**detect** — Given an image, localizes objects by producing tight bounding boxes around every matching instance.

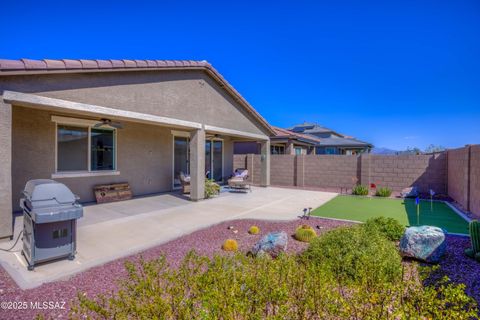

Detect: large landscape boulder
[399,226,447,263]
[250,231,288,258]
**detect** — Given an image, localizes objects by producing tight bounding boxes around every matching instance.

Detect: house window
[57,125,89,171]
[325,147,336,155]
[270,145,285,155]
[57,124,116,172]
[91,128,116,171]
[295,147,303,155]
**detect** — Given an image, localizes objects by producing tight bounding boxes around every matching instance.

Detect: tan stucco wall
[11,106,237,211]
[0,70,270,137]
[12,106,176,211]
[0,101,12,238]
[0,69,267,237]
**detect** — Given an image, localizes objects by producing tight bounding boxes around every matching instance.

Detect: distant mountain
[371,147,399,155]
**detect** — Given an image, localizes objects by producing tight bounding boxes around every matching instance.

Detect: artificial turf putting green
[312,195,469,235]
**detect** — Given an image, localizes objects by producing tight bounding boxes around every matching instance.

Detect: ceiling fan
[93,118,123,129]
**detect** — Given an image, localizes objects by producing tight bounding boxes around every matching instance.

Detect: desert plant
[294,224,317,242]
[363,216,405,241]
[222,239,238,251]
[248,225,260,235]
[72,251,478,320]
[204,179,220,198]
[375,187,392,197]
[303,225,402,285]
[352,184,369,196]
[465,220,480,262]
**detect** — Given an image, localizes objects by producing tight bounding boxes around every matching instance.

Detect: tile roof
[0,59,212,72]
[272,126,322,144]
[0,59,275,136]
[287,122,343,136]
[273,125,372,148]
[315,136,372,147]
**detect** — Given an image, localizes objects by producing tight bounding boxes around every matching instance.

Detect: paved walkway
[0,187,337,289]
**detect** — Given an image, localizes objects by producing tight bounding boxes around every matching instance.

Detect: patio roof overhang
[3,90,201,130]
[2,90,270,141]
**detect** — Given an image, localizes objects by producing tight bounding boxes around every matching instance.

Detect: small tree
[424,144,446,153]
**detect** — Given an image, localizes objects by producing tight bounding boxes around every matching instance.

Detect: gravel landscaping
[424,235,480,304]
[0,217,478,319]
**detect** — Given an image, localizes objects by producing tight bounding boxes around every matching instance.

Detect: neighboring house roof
[287,122,345,137]
[0,59,275,136]
[286,122,372,148]
[314,135,372,148]
[271,126,321,145]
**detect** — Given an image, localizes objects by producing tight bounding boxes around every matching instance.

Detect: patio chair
[228,169,251,192]
[179,172,191,194]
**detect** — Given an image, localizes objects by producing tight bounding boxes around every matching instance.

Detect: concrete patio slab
[0,187,337,289]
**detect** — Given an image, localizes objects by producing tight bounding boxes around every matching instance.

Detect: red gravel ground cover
[0,218,349,319]
[424,235,480,305]
[0,217,478,319]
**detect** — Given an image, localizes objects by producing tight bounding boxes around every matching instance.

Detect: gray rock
[250,232,288,258]
[399,226,447,263]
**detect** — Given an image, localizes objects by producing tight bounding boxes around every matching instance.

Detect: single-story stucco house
[0,59,275,240]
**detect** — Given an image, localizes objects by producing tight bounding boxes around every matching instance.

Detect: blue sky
[1,0,479,150]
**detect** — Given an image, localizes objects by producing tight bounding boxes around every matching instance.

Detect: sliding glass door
[205,140,223,181]
[173,137,189,188]
[212,140,223,181]
[173,136,223,188]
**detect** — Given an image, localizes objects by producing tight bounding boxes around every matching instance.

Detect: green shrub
[248,225,260,235]
[363,216,405,241]
[303,225,402,285]
[72,251,478,319]
[204,179,220,198]
[294,225,317,242]
[375,187,392,197]
[352,184,369,196]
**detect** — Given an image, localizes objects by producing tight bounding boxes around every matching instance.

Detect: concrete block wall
[470,146,480,217]
[234,153,447,193]
[233,154,247,172]
[251,155,262,185]
[303,155,358,189]
[446,145,480,217]
[447,147,470,209]
[368,154,447,194]
[233,146,480,218]
[270,155,295,186]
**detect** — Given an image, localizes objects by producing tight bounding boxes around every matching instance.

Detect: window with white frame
[56,123,116,172]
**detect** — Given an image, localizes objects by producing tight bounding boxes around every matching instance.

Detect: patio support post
[260,140,270,187]
[0,100,13,239]
[190,127,206,201]
[286,140,294,155]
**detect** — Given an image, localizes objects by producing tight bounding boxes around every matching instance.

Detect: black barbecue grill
[20,179,83,271]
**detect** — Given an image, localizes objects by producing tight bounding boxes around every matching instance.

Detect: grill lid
[23,179,76,205]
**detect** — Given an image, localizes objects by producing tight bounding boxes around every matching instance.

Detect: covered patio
[0,59,277,242]
[0,186,337,289]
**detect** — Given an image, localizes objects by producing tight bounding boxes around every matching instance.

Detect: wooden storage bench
[94,183,133,203]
